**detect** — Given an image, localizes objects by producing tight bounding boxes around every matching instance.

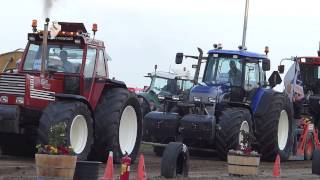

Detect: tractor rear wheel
[255,93,294,161]
[215,108,252,160]
[38,101,94,160]
[90,88,142,163]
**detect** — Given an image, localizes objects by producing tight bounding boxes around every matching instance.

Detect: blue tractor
[143,46,294,161]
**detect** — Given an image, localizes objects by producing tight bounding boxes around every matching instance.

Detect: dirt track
[0,145,319,180]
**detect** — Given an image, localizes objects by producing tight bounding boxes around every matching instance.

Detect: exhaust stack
[40,18,50,78]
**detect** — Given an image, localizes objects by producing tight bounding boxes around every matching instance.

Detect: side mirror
[175,53,183,64]
[278,65,285,74]
[268,71,282,88]
[262,59,270,71]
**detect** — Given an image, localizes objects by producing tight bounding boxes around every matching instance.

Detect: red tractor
[278,48,320,160]
[0,19,142,162]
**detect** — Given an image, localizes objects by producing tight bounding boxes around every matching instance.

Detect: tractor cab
[176,46,271,106]
[138,67,193,115]
[0,19,110,110]
[199,49,270,102]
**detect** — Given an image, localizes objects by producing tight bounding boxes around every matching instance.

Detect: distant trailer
[0,49,24,73]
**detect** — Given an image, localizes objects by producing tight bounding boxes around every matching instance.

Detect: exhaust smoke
[43,0,57,18]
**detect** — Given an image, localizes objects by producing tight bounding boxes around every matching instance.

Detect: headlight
[158,94,165,101]
[208,97,216,103]
[0,96,8,103]
[193,96,201,102]
[16,97,24,104]
[172,95,180,101]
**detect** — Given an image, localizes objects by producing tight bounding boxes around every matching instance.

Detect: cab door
[88,48,108,109]
[83,47,97,99]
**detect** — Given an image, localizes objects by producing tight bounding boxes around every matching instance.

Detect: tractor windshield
[203,55,243,86]
[23,43,84,73]
[150,76,192,95]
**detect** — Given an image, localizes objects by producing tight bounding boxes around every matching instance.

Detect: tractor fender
[228,102,253,114]
[55,93,94,117]
[251,88,277,117]
[104,79,127,89]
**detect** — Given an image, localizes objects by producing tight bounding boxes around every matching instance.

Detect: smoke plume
[43,0,57,18]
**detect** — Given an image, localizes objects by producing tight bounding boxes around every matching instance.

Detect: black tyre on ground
[90,88,143,163]
[161,142,189,178]
[153,146,164,157]
[38,101,94,160]
[255,93,295,161]
[215,108,252,160]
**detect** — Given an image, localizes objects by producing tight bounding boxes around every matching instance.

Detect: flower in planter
[228,129,260,157]
[36,122,75,156]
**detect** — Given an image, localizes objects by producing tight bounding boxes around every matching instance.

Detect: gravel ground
[0,145,319,180]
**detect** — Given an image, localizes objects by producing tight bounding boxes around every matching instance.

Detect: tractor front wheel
[38,101,94,160]
[215,108,253,160]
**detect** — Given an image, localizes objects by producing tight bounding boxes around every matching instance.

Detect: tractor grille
[0,74,25,95]
[30,76,55,101]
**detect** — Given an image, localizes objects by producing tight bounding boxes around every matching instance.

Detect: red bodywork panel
[298,57,320,65]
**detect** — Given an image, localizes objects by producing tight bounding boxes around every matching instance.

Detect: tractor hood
[189,83,229,104]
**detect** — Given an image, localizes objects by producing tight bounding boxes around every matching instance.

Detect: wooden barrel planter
[227,152,260,176]
[35,154,77,180]
[73,161,102,180]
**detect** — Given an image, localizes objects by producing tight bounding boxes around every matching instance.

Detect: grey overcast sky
[1,0,320,88]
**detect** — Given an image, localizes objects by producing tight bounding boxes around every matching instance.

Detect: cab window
[96,50,107,77]
[244,63,260,91]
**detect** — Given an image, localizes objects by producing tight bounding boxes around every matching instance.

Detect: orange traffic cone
[103,151,114,180]
[136,154,147,180]
[273,154,281,177]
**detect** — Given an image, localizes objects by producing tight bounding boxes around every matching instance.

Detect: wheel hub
[278,110,289,151]
[70,115,88,154]
[119,106,138,155]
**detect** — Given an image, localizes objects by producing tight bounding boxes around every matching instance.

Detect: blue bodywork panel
[250,88,265,113]
[191,83,229,94]
[250,88,274,113]
[207,49,268,60]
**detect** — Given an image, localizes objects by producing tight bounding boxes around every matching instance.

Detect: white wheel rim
[239,121,250,147]
[278,110,289,150]
[70,115,88,154]
[119,106,138,155]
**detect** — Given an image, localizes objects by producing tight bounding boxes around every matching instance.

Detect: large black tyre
[215,108,252,160]
[153,146,165,157]
[90,88,143,163]
[255,93,294,161]
[161,142,189,178]
[38,101,94,160]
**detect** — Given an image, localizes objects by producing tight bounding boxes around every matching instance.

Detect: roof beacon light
[265,46,269,55]
[92,23,98,37]
[32,19,37,32]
